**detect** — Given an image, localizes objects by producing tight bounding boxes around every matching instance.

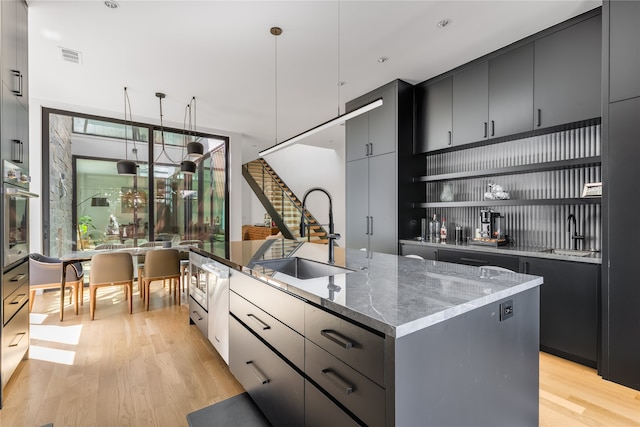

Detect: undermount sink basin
[539,248,594,257]
[252,257,354,279]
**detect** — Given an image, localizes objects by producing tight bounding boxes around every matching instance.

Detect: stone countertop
[193,240,543,339]
[399,239,602,264]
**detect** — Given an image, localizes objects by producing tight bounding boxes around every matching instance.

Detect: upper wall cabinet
[609,1,640,102]
[488,43,534,139]
[346,83,397,162]
[534,15,602,128]
[414,77,452,153]
[452,62,489,146]
[2,0,28,105]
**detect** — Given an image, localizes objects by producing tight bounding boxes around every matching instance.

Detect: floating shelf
[414,198,601,208]
[413,156,601,183]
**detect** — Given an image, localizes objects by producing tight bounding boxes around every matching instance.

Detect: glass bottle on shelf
[440,217,447,242]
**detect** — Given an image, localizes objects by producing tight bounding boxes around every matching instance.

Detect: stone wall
[48,114,74,257]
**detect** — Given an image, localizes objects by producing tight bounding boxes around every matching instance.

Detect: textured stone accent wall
[48,114,74,257]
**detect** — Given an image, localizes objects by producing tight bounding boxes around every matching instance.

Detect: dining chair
[135,241,165,297]
[140,249,181,311]
[88,252,134,320]
[29,253,84,315]
[177,240,203,291]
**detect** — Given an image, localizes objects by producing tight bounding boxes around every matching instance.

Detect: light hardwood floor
[1,286,639,426]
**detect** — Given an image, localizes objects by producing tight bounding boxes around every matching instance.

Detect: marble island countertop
[195,240,543,338]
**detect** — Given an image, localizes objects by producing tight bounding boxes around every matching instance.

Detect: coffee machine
[480,209,504,240]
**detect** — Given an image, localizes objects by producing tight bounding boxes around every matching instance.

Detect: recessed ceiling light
[104,0,119,9]
[437,18,452,28]
[377,57,389,63]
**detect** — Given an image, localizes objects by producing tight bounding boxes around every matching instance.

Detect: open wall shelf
[414,197,601,208]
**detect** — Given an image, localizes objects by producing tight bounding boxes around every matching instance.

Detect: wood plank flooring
[0,286,638,426]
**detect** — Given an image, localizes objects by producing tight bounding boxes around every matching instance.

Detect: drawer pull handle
[247,313,271,330]
[9,332,26,347]
[321,329,353,349]
[192,310,203,321]
[10,293,27,305]
[460,257,488,265]
[10,273,25,282]
[246,361,270,385]
[321,369,353,395]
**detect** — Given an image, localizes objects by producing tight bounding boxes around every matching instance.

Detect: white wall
[29,99,244,254]
[262,143,346,238]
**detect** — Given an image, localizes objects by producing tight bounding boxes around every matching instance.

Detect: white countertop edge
[394,276,543,338]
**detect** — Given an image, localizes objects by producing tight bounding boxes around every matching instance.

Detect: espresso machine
[480,209,505,240]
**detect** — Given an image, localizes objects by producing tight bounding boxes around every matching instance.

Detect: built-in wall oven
[189,251,230,364]
[3,161,37,269]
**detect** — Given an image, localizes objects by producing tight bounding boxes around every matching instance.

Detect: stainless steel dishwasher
[188,252,230,364]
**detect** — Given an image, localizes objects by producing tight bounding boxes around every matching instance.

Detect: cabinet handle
[460,257,489,265]
[191,310,203,321]
[321,369,354,395]
[12,140,21,164]
[20,141,24,163]
[321,329,353,349]
[10,70,21,96]
[369,143,373,156]
[365,144,369,157]
[246,361,270,385]
[10,273,25,282]
[491,120,495,137]
[247,313,271,330]
[9,332,26,348]
[522,261,529,274]
[483,122,488,138]
[448,131,452,145]
[370,217,374,236]
[10,293,27,306]
[365,216,369,235]
[537,109,542,127]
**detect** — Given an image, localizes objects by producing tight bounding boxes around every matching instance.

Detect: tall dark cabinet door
[345,105,369,162]
[453,61,489,145]
[607,97,640,389]
[368,84,396,158]
[415,77,452,153]
[489,43,534,138]
[534,15,602,128]
[345,158,369,251]
[368,153,397,254]
[609,0,640,102]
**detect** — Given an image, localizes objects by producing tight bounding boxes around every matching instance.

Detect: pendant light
[186,96,204,158]
[258,9,383,157]
[117,87,138,175]
[153,92,196,175]
[179,98,197,175]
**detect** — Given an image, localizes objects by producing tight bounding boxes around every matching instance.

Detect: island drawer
[305,304,385,387]
[2,303,28,389]
[306,340,385,427]
[3,260,28,301]
[305,379,361,427]
[229,316,304,427]
[230,290,304,369]
[231,271,304,334]
[3,281,28,325]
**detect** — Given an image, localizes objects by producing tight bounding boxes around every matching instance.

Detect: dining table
[58,245,191,321]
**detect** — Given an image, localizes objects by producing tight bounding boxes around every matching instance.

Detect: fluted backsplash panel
[422,124,601,251]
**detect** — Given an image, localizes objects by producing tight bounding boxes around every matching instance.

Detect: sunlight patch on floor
[30,324,83,345]
[29,345,76,365]
[29,312,48,325]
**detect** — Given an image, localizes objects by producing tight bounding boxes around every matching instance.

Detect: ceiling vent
[60,47,82,64]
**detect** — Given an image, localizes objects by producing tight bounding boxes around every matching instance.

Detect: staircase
[243,158,329,243]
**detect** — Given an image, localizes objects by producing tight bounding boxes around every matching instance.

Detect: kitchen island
[194,239,543,427]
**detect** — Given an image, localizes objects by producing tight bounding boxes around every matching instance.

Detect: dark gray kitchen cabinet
[438,249,520,272]
[414,77,452,153]
[399,242,438,260]
[488,43,534,138]
[534,14,602,128]
[345,83,396,162]
[609,0,640,102]
[452,61,489,145]
[604,96,640,388]
[521,257,599,367]
[346,153,397,254]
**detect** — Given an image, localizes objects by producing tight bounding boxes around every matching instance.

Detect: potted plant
[77,215,96,249]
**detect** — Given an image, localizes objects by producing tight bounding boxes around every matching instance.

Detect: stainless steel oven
[3,161,37,269]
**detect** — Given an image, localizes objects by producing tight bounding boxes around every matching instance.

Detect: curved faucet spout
[300,187,339,264]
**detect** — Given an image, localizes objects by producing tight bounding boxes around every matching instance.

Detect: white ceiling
[28,0,601,162]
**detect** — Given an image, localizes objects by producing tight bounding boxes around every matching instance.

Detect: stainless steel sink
[539,248,594,257]
[251,257,354,279]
